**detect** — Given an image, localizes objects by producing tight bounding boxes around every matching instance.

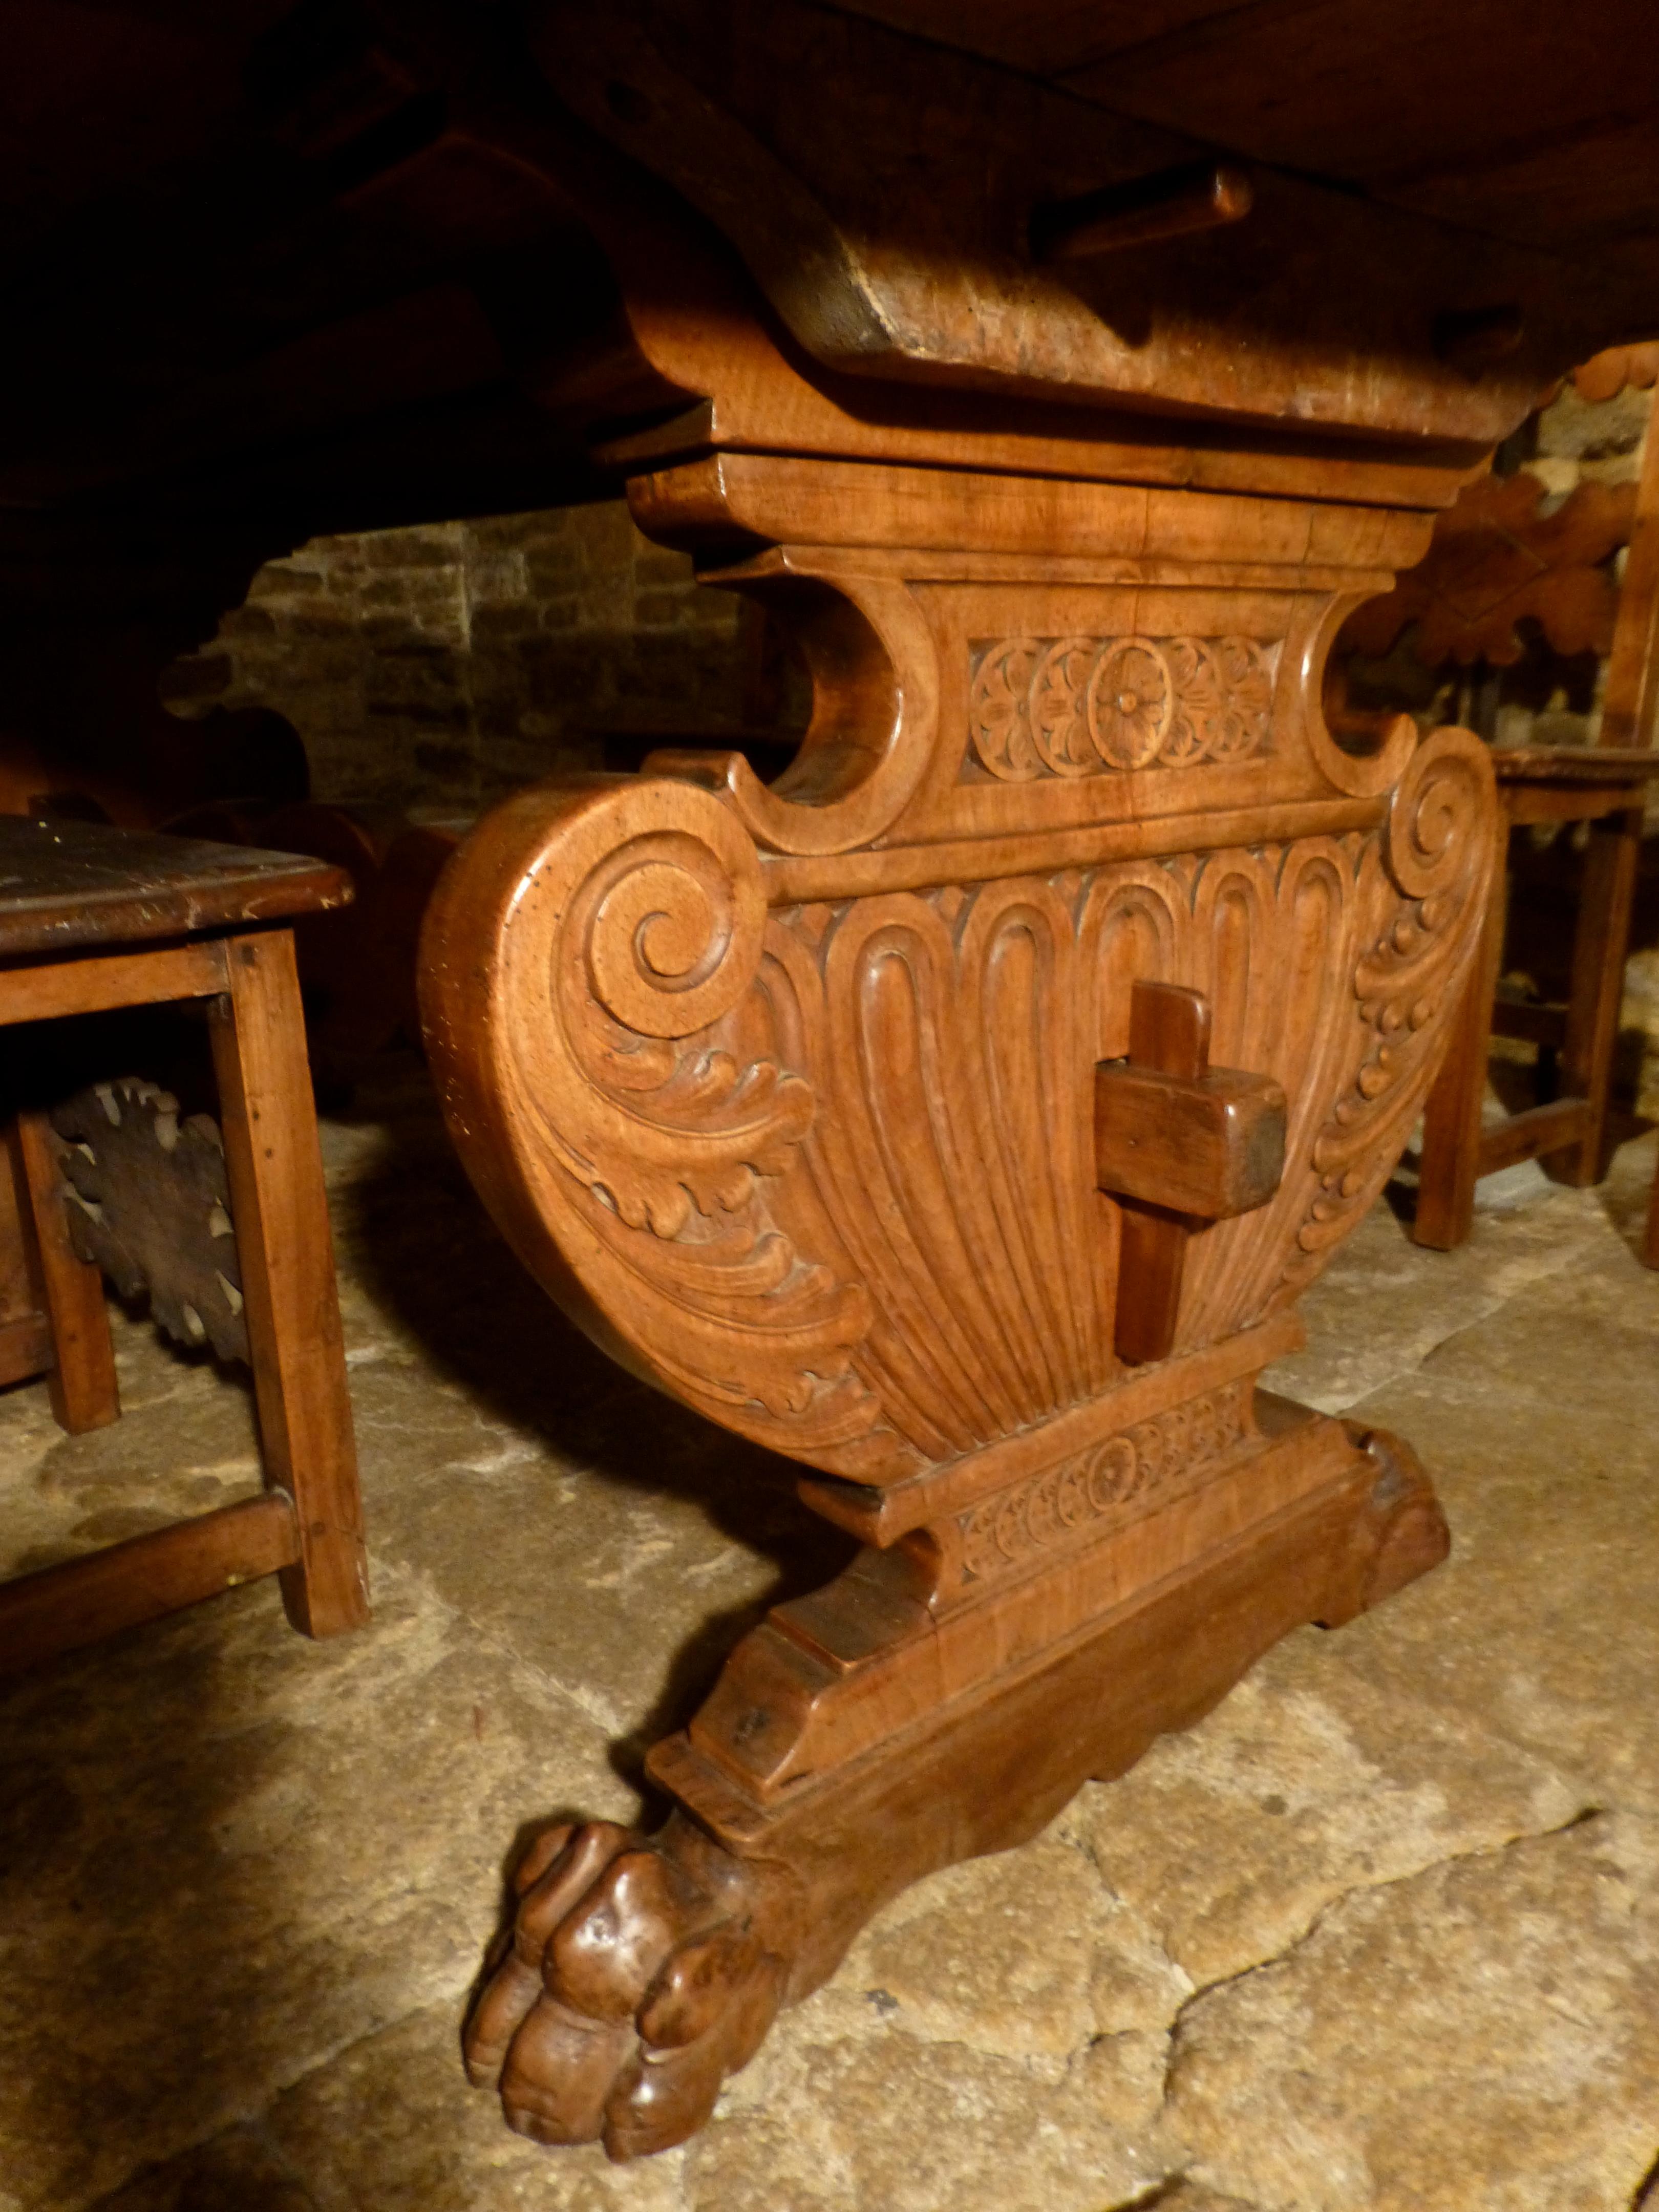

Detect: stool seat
[0,814,349,958]
[1490,746,1659,786]
[0,817,369,1673]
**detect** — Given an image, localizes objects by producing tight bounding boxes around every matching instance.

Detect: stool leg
[1413,849,1508,1250]
[4,1111,119,1433]
[208,930,369,1638]
[1544,809,1642,1187]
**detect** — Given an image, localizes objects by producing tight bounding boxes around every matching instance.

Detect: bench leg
[4,1110,120,1432]
[208,930,369,1638]
[1413,852,1508,1249]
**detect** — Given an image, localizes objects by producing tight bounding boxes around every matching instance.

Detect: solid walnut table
[0,817,369,1670]
[14,0,1659,2168]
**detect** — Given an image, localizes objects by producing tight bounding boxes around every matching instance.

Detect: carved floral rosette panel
[423,727,1496,1492]
[967,633,1277,780]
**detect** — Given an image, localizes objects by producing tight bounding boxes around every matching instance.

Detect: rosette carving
[967,636,1044,778]
[1031,636,1101,774]
[967,632,1275,780]
[958,1378,1251,1584]
[1089,639,1173,768]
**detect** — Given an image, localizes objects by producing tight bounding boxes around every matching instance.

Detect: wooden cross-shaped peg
[1096,980,1288,1366]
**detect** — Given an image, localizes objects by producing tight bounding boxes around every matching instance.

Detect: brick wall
[162,502,756,814]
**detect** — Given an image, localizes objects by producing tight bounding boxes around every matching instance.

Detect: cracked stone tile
[825,1828,1191,2060]
[5,1074,1656,2211]
[1162,1814,1659,2211]
[87,2124,319,2212]
[0,1307,261,1580]
[683,2027,1172,2212]
[0,1565,627,2212]
[343,1354,848,1741]
[1140,2187,1270,2212]
[1261,1134,1655,1415]
[260,2001,688,2212]
[1071,1630,1587,1992]
[1309,1307,1659,1818]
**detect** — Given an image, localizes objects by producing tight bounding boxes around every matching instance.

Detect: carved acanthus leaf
[1280,728,1499,1283]
[433,777,882,1459]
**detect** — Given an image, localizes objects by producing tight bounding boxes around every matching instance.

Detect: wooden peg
[1097,981,1287,1366]
[1032,161,1252,264]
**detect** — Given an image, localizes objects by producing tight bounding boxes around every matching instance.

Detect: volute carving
[423,775,881,1462]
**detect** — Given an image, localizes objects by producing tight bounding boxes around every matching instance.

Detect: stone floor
[2,1061,1657,2212]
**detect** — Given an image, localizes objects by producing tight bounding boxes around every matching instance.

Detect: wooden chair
[0,816,369,1673]
[1339,378,1659,1250]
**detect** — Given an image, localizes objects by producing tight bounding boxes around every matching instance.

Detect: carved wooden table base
[420,452,1500,2157]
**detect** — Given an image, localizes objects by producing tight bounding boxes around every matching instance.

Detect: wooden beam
[0,1491,301,1678]
[0,940,226,1024]
[1477,1097,1590,1177]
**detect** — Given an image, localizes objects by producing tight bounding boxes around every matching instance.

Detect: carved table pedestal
[421,450,1499,2156]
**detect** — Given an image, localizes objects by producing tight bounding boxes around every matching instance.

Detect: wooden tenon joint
[1096,981,1287,1367]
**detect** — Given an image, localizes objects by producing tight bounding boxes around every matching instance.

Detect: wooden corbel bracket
[1097,980,1287,1366]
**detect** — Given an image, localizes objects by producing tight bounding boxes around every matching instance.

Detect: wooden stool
[0,816,369,1673]
[1409,382,1659,1247]
[1413,748,1659,1247]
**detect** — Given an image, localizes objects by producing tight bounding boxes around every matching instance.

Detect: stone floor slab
[0,1074,1653,2210]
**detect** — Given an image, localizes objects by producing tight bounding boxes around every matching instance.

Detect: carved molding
[967,633,1276,781]
[958,1377,1251,1584]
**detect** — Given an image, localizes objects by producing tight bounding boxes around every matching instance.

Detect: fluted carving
[430,457,1502,2167]
[426,731,1497,1487]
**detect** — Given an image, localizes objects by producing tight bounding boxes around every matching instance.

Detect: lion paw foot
[464,1817,785,2159]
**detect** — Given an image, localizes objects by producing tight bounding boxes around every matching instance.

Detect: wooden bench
[0,816,369,1672]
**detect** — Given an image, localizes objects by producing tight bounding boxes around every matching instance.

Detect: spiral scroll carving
[424,776,880,1461]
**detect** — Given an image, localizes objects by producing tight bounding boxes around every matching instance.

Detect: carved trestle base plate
[462,1394,1447,2159]
[654,1398,1451,2008]
[649,1386,1439,1887]
[674,1347,1346,1801]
